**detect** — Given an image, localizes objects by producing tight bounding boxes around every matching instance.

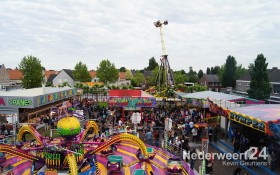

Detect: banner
[109,97,156,108]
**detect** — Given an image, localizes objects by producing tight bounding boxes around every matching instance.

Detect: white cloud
[0,0,279,72]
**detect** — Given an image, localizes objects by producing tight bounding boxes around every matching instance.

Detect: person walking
[208,126,213,142]
[145,129,153,145]
[1,124,5,135]
[191,127,198,143]
[190,149,197,170]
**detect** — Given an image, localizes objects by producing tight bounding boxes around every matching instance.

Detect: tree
[132,71,145,87]
[217,65,225,82]
[211,66,220,74]
[96,59,119,84]
[18,55,44,89]
[247,54,271,100]
[222,55,238,88]
[73,61,91,82]
[174,72,188,85]
[198,70,204,79]
[206,67,211,74]
[119,67,126,72]
[45,82,53,87]
[125,69,133,80]
[187,83,207,93]
[146,57,159,71]
[188,69,198,83]
[221,55,246,88]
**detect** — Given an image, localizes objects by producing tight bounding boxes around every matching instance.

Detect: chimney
[272,67,278,71]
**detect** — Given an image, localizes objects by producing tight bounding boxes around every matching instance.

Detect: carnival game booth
[0,87,78,129]
[108,90,156,121]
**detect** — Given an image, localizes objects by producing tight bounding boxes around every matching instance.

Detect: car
[106,155,123,172]
[166,158,183,174]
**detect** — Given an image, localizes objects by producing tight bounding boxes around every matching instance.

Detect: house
[44,70,59,83]
[118,72,126,82]
[236,67,280,103]
[89,70,99,82]
[0,64,9,84]
[199,74,223,92]
[110,72,131,87]
[7,68,23,89]
[49,69,75,87]
[0,64,10,90]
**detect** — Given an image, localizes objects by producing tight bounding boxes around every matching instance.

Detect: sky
[1,0,280,73]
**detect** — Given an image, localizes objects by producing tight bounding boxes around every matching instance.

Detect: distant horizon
[2,58,279,73]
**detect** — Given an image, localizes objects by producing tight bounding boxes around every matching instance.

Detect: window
[273,90,279,94]
[245,83,250,87]
[238,85,242,91]
[238,82,241,86]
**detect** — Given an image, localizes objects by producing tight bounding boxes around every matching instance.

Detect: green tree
[132,71,145,87]
[186,83,207,93]
[125,69,133,80]
[222,55,238,88]
[73,61,91,82]
[18,55,44,89]
[45,82,53,87]
[221,56,245,88]
[211,66,220,74]
[247,54,271,100]
[198,70,204,79]
[217,65,225,82]
[188,69,198,83]
[96,59,119,84]
[174,71,188,85]
[119,67,126,72]
[206,67,211,74]
[146,57,159,71]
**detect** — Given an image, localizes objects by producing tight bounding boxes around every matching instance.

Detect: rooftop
[230,104,280,122]
[176,91,245,101]
[0,87,73,97]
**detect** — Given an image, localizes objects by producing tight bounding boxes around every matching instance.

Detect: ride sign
[9,98,32,107]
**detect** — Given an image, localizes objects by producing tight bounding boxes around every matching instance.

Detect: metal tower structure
[154,20,175,97]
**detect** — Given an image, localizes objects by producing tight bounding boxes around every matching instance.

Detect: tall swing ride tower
[154,20,175,97]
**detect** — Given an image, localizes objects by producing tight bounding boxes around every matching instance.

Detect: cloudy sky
[1,0,279,72]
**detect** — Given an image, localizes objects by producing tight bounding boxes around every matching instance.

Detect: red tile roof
[45,70,58,79]
[89,70,96,78]
[119,72,126,79]
[8,69,23,80]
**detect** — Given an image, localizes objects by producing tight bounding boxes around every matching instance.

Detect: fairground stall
[108,90,156,121]
[208,98,280,140]
[0,87,78,127]
[176,91,265,130]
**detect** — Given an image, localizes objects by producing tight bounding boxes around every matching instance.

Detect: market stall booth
[0,87,78,127]
[108,90,156,121]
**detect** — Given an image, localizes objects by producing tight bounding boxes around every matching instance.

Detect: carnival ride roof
[0,87,74,97]
[175,91,245,101]
[230,104,280,122]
